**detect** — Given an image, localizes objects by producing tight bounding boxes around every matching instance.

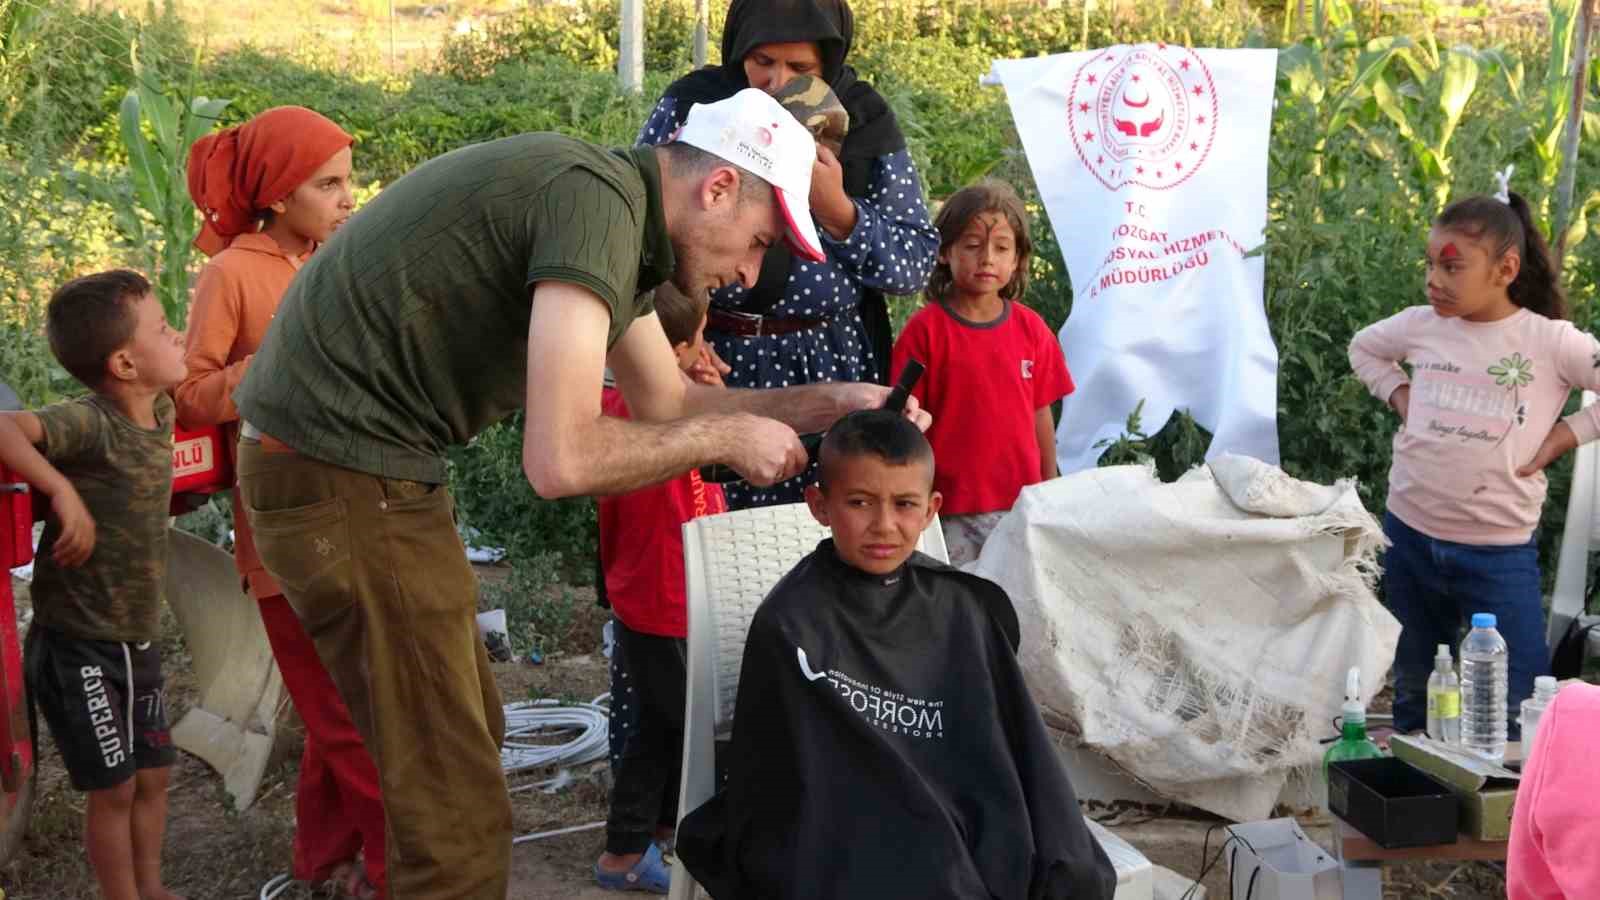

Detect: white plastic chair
[1550,391,1600,665]
[670,503,1153,900]
[669,503,946,900]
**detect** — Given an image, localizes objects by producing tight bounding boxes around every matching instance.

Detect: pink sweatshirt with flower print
[1349,306,1600,545]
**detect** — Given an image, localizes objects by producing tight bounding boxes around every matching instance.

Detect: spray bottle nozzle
[1343,666,1365,724]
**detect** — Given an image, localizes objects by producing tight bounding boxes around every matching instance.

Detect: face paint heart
[1439,242,1461,261]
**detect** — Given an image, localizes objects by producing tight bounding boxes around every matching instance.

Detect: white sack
[971,454,1398,821]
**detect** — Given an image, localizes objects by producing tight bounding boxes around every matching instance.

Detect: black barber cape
[677,540,1116,900]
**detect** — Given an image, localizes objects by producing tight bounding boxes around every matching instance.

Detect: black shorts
[23,624,175,791]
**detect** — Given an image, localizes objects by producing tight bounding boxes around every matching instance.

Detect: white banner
[989,45,1280,473]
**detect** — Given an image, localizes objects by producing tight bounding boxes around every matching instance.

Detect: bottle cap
[1435,643,1451,659]
[1535,675,1558,693]
[1471,613,1497,629]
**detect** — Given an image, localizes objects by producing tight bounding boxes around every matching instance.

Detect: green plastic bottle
[1323,666,1384,780]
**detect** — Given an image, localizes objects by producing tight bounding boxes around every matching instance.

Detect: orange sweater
[176,232,308,600]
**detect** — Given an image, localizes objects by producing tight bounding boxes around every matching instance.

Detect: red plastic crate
[172,425,230,496]
[0,464,29,572]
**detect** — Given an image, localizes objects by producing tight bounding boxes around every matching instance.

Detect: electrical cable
[258,693,614,896]
[258,873,292,900]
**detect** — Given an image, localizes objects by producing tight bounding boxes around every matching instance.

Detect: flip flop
[594,842,671,894]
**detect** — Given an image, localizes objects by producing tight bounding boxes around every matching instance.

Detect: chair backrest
[672,504,948,899]
[1551,391,1600,654]
[682,503,948,731]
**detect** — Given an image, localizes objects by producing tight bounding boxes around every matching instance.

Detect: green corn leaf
[1435,47,1480,154]
[119,90,167,220]
[1277,43,1326,104]
[185,97,232,147]
[1371,76,1417,141]
[1326,36,1412,137]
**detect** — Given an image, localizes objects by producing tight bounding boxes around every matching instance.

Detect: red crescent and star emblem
[1068,44,1218,191]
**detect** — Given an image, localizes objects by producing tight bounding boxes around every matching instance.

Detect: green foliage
[95,44,230,326]
[476,552,587,657]
[0,0,190,156]
[447,413,597,585]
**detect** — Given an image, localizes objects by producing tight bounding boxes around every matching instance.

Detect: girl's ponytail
[1505,191,1566,320]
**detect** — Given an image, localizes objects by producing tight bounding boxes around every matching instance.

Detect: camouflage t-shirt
[30,393,174,643]
[235,136,675,484]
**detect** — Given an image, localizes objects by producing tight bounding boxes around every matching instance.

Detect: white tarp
[971,455,1399,822]
[988,46,1280,474]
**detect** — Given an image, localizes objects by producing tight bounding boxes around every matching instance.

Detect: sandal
[594,842,671,894]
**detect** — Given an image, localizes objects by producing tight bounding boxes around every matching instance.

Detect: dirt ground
[3,571,1507,899]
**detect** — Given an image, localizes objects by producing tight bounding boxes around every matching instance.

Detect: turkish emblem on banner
[1068,44,1218,191]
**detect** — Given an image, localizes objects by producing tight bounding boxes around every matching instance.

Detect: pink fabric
[1349,306,1600,544]
[1507,682,1600,899]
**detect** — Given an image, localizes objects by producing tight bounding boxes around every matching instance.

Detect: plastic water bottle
[1519,676,1559,760]
[1426,643,1461,744]
[1460,613,1509,762]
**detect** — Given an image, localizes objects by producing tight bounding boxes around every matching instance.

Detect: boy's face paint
[804,454,942,576]
[1424,227,1519,323]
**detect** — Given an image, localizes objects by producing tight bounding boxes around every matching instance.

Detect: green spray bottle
[1323,666,1384,780]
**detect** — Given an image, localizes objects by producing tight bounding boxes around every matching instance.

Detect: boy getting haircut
[677,410,1116,900]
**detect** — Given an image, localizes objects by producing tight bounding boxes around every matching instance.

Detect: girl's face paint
[1424,228,1519,323]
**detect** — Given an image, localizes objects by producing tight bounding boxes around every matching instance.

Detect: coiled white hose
[260,694,613,898]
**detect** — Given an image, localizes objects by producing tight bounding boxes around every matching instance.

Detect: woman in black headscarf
[636,0,939,511]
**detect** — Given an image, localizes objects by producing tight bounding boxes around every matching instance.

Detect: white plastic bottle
[1426,643,1461,744]
[1519,676,1559,760]
[1460,613,1509,762]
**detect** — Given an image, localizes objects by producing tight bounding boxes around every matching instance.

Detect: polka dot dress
[638,96,940,507]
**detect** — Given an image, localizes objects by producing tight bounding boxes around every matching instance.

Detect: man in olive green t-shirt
[234,89,928,898]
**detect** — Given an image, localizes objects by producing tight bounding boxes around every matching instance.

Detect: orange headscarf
[186,106,354,257]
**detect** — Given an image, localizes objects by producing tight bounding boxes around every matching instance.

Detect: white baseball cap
[673,88,826,263]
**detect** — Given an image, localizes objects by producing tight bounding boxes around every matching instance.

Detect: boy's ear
[803,483,829,527]
[105,347,137,385]
[925,490,943,526]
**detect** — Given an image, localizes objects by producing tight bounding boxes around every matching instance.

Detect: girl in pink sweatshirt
[1349,189,1600,739]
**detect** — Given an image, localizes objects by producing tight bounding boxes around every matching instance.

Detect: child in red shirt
[596,284,728,893]
[891,180,1073,566]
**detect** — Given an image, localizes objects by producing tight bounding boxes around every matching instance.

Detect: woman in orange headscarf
[176,106,385,900]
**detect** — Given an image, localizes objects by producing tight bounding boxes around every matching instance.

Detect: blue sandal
[595,842,671,894]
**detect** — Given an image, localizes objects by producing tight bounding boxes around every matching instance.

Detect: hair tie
[1494,165,1515,205]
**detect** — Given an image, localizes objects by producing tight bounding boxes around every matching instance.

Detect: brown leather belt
[708,308,829,337]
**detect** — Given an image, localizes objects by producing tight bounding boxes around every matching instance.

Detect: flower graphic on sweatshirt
[1488,353,1534,388]
[1485,353,1534,441]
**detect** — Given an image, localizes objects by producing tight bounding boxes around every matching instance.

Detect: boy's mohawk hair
[817,409,934,487]
[47,269,150,389]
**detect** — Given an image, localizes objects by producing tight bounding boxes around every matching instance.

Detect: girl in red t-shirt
[891,180,1074,566]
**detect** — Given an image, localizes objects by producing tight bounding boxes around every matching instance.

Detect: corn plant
[1366,36,1494,204]
[109,41,229,327]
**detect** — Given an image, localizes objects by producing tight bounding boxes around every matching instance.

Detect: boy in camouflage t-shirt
[0,270,188,900]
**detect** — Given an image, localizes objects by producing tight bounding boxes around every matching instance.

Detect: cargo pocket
[247,496,355,635]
